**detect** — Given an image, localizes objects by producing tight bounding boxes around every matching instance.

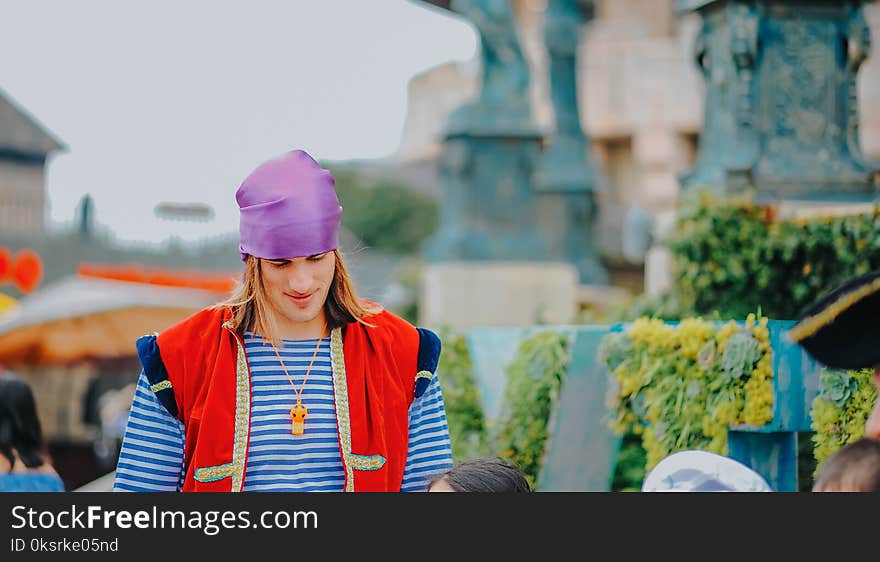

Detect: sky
[0,0,477,246]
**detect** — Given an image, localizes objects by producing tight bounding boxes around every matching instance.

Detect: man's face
[259,252,336,332]
[866,368,880,440]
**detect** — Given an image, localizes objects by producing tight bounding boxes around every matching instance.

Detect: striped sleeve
[399,375,454,492]
[112,370,186,492]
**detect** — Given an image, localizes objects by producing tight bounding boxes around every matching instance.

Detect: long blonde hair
[214,250,379,346]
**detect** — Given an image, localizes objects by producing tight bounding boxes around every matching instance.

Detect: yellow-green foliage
[599,314,774,471]
[810,368,878,470]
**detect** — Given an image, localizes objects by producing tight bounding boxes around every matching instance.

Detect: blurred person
[641,450,773,492]
[789,269,880,441]
[428,457,531,492]
[0,370,65,492]
[113,150,453,492]
[93,383,136,470]
[812,438,880,492]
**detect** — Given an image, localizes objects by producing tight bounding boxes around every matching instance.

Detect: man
[113,150,453,491]
[788,269,880,441]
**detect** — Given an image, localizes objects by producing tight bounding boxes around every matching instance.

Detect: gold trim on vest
[415,370,434,382]
[150,380,172,393]
[329,327,354,492]
[230,331,251,492]
[350,454,386,471]
[194,462,234,483]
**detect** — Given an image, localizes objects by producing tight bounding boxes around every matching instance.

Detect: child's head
[812,438,880,492]
[428,457,532,492]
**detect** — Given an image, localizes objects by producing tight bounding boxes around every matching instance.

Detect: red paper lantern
[12,250,43,294]
[0,247,10,282]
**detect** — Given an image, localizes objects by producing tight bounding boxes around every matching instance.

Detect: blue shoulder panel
[135,334,178,418]
[414,328,442,399]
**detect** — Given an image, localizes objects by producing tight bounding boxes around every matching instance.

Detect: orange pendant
[290,403,308,435]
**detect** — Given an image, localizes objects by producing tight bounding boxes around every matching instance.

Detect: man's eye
[268,260,290,267]
[308,253,327,261]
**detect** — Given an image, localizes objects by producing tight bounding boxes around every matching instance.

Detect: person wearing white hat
[641,450,773,492]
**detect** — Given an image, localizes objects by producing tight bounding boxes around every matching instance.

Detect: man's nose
[286,266,312,293]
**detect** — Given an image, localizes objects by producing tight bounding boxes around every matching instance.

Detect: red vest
[154,306,418,492]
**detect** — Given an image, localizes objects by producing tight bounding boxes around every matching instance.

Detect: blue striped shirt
[113,333,453,492]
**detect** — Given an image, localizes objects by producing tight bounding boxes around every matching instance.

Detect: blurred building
[0,88,65,236]
[395,0,880,291]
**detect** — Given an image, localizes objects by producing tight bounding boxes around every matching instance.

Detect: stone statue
[418,0,532,131]
[535,0,608,284]
[542,0,592,140]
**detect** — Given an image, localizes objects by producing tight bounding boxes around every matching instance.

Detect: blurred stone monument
[420,0,546,262]
[414,0,620,327]
[645,0,880,297]
[535,0,608,285]
[416,0,578,328]
[678,0,880,200]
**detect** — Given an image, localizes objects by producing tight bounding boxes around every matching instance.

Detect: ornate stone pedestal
[678,0,879,201]
[419,261,578,329]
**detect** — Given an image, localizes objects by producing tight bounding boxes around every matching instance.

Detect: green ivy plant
[493,331,571,490]
[435,326,488,462]
[669,190,880,319]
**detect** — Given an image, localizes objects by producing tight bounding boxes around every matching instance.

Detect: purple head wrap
[236,150,342,261]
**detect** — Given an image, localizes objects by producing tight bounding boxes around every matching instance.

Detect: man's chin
[283,306,324,325]
[284,313,315,325]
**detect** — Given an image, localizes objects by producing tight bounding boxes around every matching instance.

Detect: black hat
[789,270,880,371]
